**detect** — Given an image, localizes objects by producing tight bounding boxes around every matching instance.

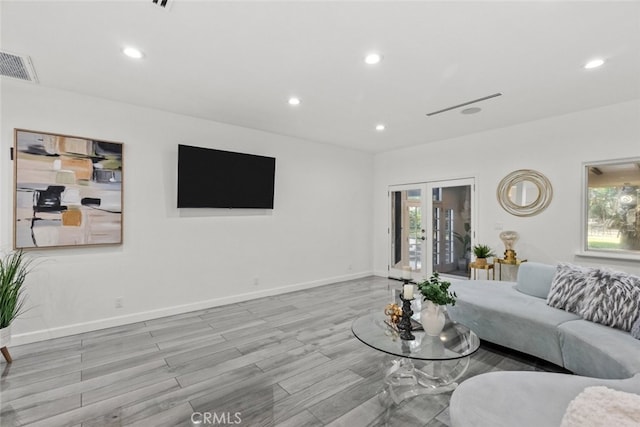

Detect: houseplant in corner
[473,244,495,267]
[417,272,456,336]
[0,249,33,363]
[453,222,472,272]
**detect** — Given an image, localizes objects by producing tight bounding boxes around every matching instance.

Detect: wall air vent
[0,51,38,83]
[152,0,172,9]
[426,93,502,117]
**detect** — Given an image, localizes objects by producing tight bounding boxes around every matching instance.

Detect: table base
[380,357,470,405]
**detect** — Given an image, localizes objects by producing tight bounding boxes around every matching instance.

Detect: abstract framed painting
[13,129,123,249]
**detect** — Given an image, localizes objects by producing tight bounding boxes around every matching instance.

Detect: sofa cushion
[449,279,580,366]
[558,319,640,379]
[515,262,557,299]
[547,263,592,314]
[579,268,640,332]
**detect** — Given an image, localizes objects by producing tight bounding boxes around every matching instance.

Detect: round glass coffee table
[352,312,480,405]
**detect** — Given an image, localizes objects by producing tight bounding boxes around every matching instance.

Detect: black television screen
[177,144,276,209]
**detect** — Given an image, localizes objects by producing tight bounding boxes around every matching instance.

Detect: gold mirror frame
[497,169,553,217]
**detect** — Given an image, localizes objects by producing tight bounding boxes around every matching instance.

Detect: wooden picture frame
[13,129,123,249]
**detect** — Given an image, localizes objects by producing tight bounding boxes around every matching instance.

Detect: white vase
[0,325,11,348]
[420,301,446,336]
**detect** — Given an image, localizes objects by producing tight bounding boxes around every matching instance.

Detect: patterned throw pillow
[547,264,591,313]
[579,268,640,332]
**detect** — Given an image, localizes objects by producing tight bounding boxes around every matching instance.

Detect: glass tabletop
[352,312,480,361]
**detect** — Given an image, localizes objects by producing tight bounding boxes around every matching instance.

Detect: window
[583,158,640,258]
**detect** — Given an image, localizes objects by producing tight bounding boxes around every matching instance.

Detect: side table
[494,258,527,281]
[469,262,494,280]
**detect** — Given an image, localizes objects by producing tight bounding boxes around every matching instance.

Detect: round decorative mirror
[497,169,553,217]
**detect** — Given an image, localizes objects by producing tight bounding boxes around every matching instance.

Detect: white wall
[0,80,374,344]
[374,100,640,278]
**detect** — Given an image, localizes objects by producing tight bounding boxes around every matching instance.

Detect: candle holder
[397,293,415,341]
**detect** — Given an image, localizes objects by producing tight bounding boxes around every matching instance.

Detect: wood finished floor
[0,276,565,427]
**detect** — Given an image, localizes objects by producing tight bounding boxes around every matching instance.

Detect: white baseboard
[11,271,373,346]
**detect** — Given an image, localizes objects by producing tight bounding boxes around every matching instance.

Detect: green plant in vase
[473,244,495,266]
[417,272,457,306]
[417,272,457,336]
[453,222,471,271]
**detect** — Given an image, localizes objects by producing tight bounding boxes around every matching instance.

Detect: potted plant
[453,223,471,271]
[473,244,495,267]
[417,272,457,336]
[0,249,33,363]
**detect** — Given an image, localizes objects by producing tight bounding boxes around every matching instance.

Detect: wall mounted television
[177,144,276,209]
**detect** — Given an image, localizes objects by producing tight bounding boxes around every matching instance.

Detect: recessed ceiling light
[288,97,301,106]
[364,53,382,65]
[461,107,482,115]
[375,124,386,131]
[123,46,144,59]
[584,58,605,69]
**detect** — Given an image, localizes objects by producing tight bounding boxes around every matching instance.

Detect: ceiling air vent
[426,93,502,117]
[0,51,38,83]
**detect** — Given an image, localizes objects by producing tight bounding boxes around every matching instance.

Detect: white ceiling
[2,1,639,153]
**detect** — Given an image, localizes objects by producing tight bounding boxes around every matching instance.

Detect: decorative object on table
[421,300,446,336]
[389,290,424,331]
[494,233,527,280]
[472,244,495,267]
[402,281,414,299]
[499,230,520,263]
[496,169,553,217]
[397,294,415,341]
[13,129,123,249]
[384,303,403,325]
[417,272,457,336]
[0,249,33,363]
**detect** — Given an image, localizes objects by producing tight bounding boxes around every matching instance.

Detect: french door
[389,178,475,280]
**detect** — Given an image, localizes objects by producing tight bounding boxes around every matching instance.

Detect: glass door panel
[428,179,474,278]
[389,185,427,279]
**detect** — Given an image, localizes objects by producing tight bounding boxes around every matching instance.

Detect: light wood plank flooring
[0,276,565,426]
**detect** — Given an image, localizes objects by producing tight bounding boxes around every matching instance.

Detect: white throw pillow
[561,386,640,427]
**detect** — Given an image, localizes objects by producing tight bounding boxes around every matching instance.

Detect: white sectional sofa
[447,262,640,427]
